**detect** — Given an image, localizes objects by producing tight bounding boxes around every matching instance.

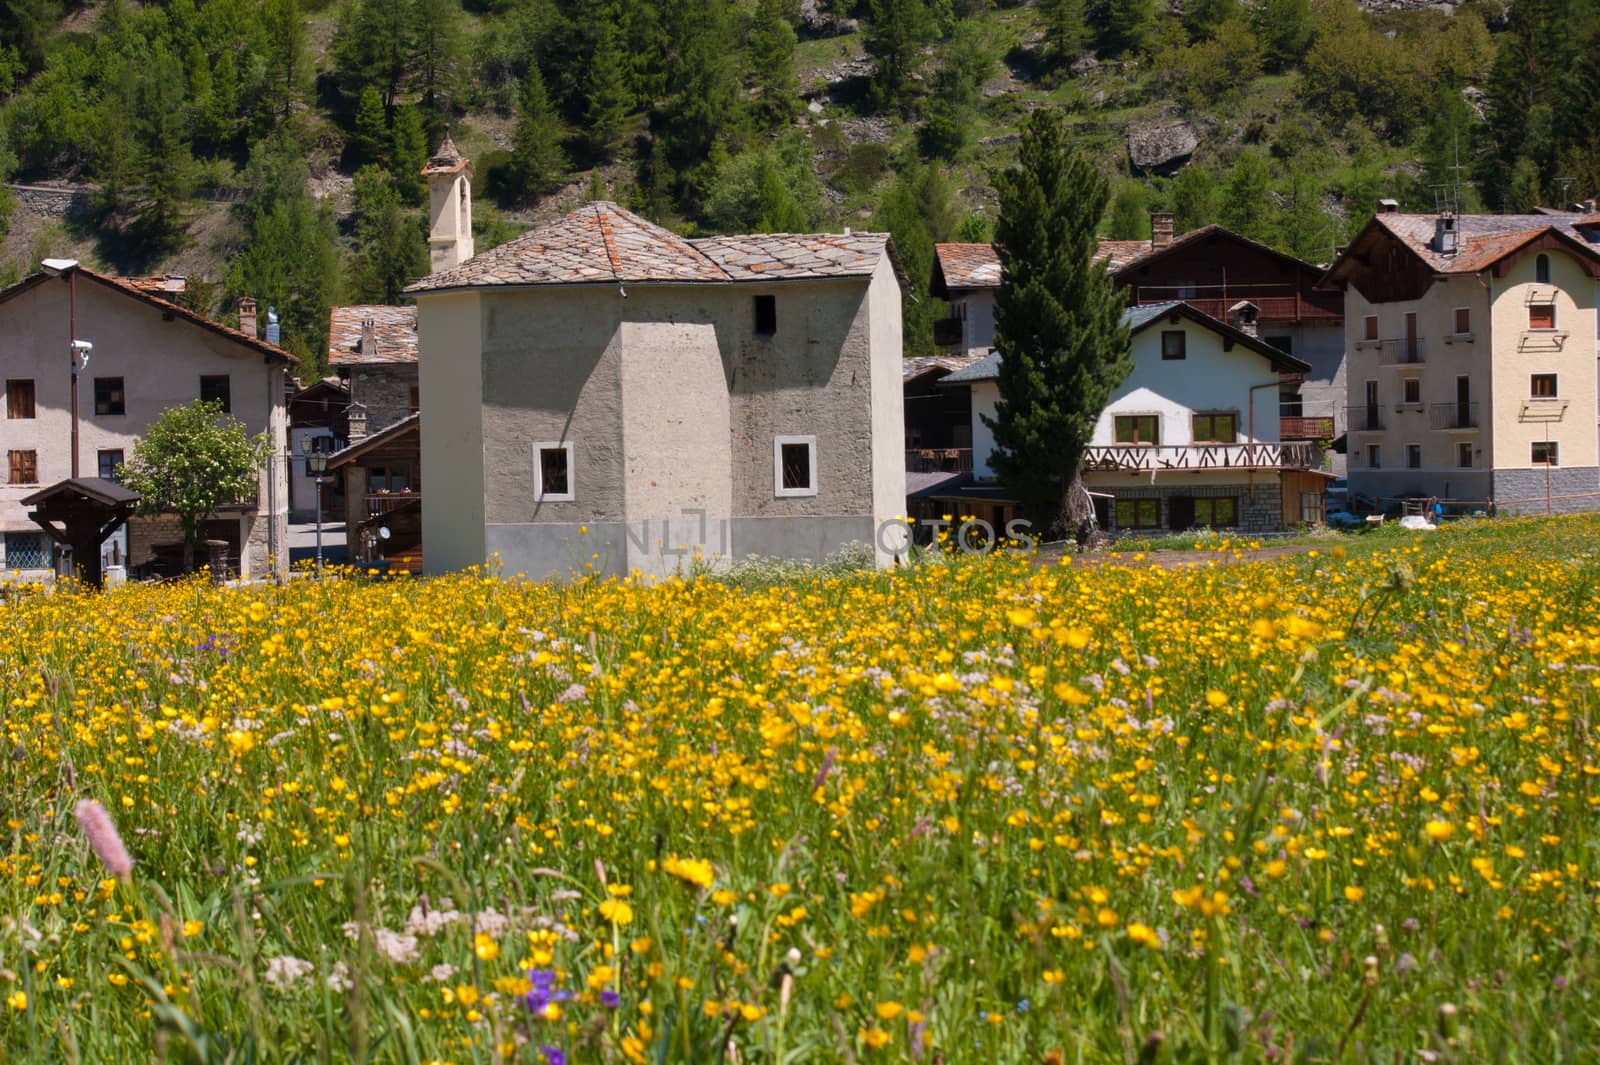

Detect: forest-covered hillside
[1,0,1596,371]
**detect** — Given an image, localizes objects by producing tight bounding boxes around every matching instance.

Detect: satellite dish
[378,527,392,540]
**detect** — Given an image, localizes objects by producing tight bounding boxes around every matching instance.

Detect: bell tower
[424,134,475,274]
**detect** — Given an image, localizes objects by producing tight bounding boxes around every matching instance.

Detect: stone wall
[349,364,418,434]
[1492,467,1600,515]
[1109,480,1285,534]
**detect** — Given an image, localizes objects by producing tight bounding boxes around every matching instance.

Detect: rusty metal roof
[328,304,419,365]
[405,202,892,294]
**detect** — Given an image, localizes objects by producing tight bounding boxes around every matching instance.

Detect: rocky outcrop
[798,0,859,38]
[1127,121,1199,174]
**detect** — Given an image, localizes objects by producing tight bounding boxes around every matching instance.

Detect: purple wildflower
[523,969,570,1017]
[600,990,621,1009]
[540,1046,566,1065]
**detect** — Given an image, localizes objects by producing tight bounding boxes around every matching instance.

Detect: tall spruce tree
[985,109,1131,539]
[747,0,800,132]
[1039,0,1087,66]
[512,62,568,196]
[583,13,632,162]
[389,103,429,204]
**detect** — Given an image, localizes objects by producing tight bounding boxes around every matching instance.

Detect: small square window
[1402,378,1421,404]
[754,295,777,336]
[1161,331,1186,359]
[1363,315,1379,341]
[532,441,574,502]
[200,374,231,413]
[1454,308,1470,335]
[98,449,124,482]
[1531,440,1559,466]
[94,377,125,416]
[1531,373,1558,398]
[774,435,817,498]
[1114,415,1159,445]
[1405,443,1422,469]
[1529,303,1556,330]
[1457,442,1473,468]
[1191,412,1237,443]
[6,379,35,419]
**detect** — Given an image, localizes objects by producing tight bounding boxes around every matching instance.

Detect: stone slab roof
[328,305,420,365]
[406,202,892,293]
[903,353,986,380]
[933,238,1156,295]
[1371,213,1600,273]
[694,233,891,279]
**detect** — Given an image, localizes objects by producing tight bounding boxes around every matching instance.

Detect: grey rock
[1071,53,1100,76]
[1128,121,1199,174]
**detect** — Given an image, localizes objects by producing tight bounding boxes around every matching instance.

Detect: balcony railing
[907,448,973,474]
[932,318,964,347]
[1081,442,1321,473]
[365,492,420,517]
[1365,337,1425,365]
[1429,402,1480,430]
[1280,415,1335,440]
[1346,405,1385,432]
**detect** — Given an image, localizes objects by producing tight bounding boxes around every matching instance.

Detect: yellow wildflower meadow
[3,515,1600,1062]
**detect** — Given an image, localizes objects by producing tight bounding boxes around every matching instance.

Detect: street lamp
[300,437,328,575]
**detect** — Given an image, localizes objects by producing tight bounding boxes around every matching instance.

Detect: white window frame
[1401,377,1422,406]
[532,441,575,502]
[773,435,818,498]
[1452,307,1472,336]
[1529,372,1559,400]
[1528,301,1558,331]
[1531,440,1559,467]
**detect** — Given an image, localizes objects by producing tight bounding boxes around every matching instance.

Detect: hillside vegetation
[1,0,1596,371]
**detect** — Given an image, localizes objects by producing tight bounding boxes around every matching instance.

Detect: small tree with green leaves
[985,109,1132,542]
[120,400,272,573]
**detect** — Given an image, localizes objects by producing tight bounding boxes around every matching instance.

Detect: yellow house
[1322,207,1600,514]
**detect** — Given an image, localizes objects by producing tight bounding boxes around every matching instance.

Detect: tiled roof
[328,305,420,365]
[406,202,892,293]
[422,134,469,176]
[1372,213,1600,273]
[933,243,1003,290]
[903,353,987,380]
[122,274,188,296]
[694,233,890,279]
[0,268,297,365]
[940,352,1002,383]
[1095,239,1156,268]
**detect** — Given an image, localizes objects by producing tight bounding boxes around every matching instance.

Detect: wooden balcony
[1082,442,1322,473]
[365,491,419,517]
[907,448,973,474]
[1280,415,1335,440]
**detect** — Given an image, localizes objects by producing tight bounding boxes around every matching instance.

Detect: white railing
[1083,442,1320,472]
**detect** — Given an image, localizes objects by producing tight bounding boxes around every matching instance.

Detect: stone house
[405,200,906,579]
[924,302,1324,534]
[1322,207,1600,514]
[326,304,420,551]
[0,265,292,577]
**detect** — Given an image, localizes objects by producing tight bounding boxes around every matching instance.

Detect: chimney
[1433,212,1458,255]
[360,318,379,356]
[238,297,257,338]
[1229,300,1259,338]
[1150,212,1174,248]
[347,401,369,443]
[1377,198,1400,215]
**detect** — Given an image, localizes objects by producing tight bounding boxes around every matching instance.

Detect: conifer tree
[1170,164,1216,232]
[513,62,568,197]
[353,85,389,165]
[412,0,463,128]
[874,160,960,354]
[748,0,800,132]
[1252,0,1311,71]
[986,109,1131,540]
[1039,0,1087,66]
[1106,182,1148,240]
[583,13,632,162]
[389,103,429,205]
[348,165,429,303]
[1101,0,1158,57]
[1219,152,1275,245]
[865,0,934,109]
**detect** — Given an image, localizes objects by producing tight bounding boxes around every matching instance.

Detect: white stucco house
[404,201,906,579]
[0,266,293,577]
[927,302,1328,533]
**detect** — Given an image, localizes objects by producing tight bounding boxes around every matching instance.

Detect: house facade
[0,266,292,577]
[932,302,1324,533]
[929,216,1347,474]
[327,304,420,550]
[407,202,905,579]
[1323,209,1600,513]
